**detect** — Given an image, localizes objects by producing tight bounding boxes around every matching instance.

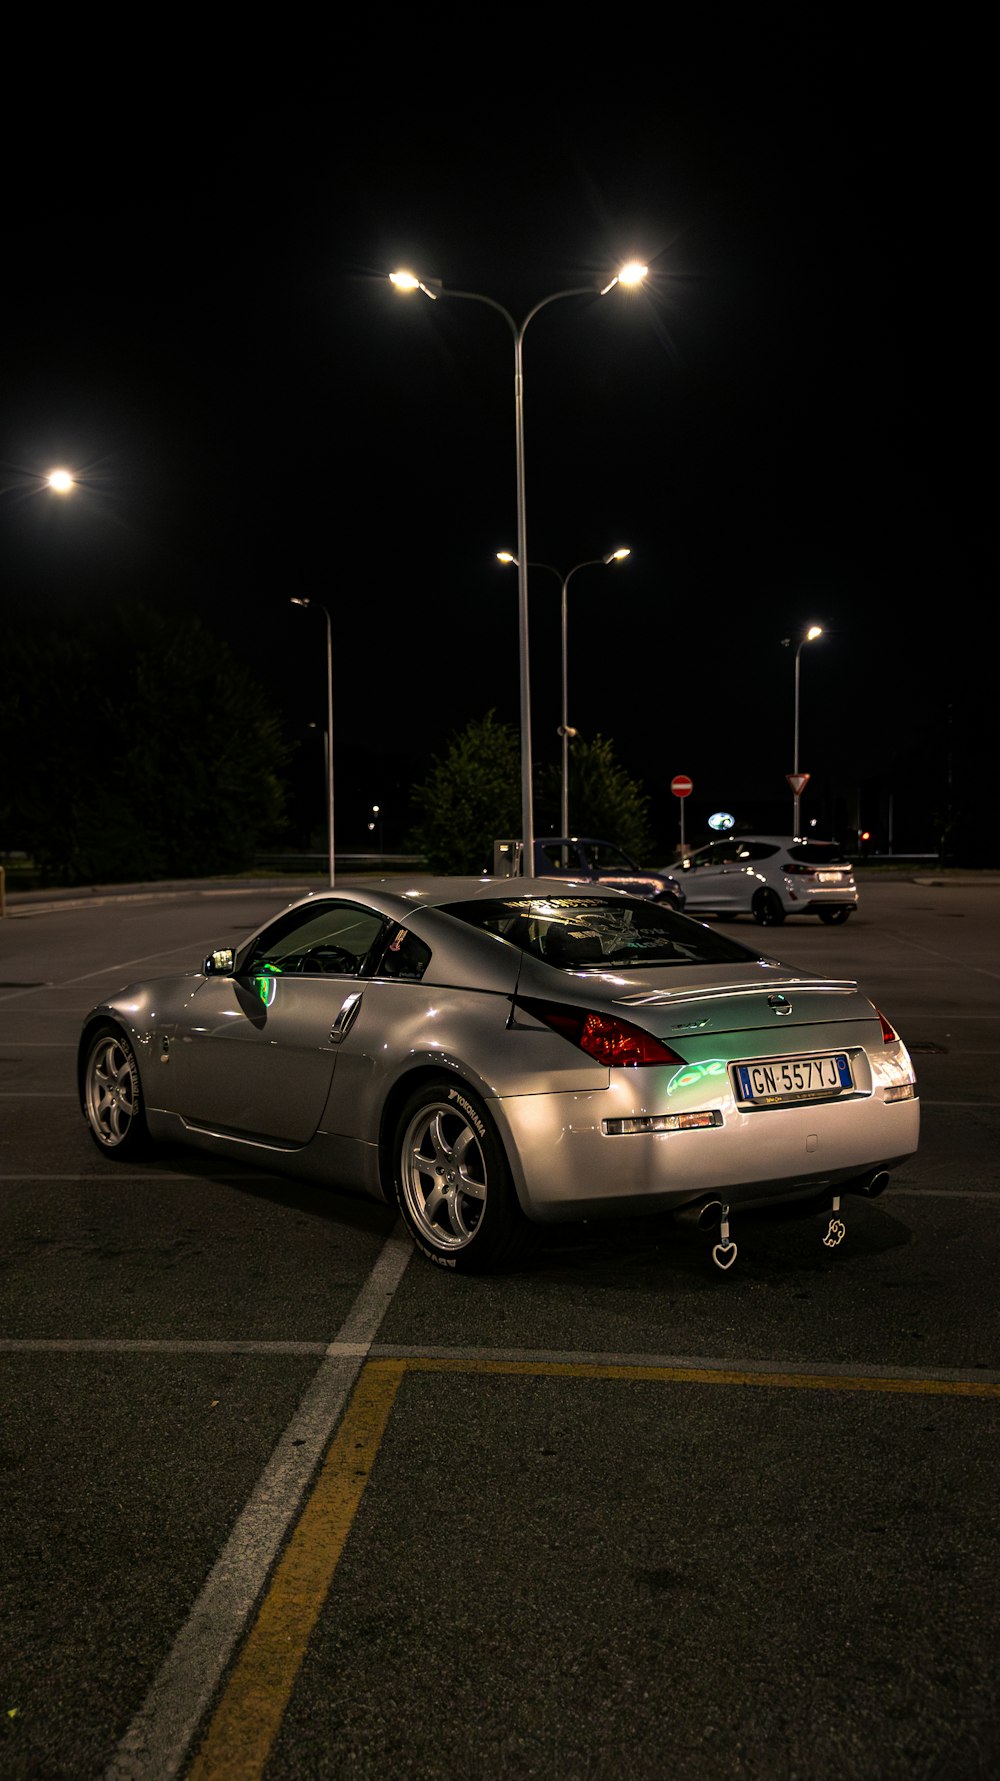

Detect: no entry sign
[671,774,693,798]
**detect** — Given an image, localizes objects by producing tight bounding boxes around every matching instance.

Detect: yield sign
[786,772,810,795]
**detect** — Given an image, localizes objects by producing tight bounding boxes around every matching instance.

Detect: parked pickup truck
[533,837,686,910]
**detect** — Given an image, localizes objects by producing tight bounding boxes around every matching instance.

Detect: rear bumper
[494,1083,918,1223]
[781,882,859,913]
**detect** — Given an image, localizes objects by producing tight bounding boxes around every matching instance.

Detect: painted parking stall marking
[185,1349,1000,1781]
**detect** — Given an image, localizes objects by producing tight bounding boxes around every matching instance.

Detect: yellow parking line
[187,1359,406,1781]
[399,1356,1000,1397]
[187,1353,998,1778]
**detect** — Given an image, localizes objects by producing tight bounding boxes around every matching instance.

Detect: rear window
[443,896,760,970]
[786,843,850,865]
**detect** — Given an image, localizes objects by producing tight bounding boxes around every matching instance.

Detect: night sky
[2,16,994,859]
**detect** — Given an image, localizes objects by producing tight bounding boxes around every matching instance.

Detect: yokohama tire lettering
[448,1087,486,1138]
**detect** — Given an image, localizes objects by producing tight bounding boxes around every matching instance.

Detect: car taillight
[517,997,685,1067]
[784,862,814,875]
[875,1007,899,1043]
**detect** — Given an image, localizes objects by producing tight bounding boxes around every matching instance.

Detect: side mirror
[203,947,235,976]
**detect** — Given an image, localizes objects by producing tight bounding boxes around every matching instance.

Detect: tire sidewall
[753,889,785,926]
[84,1021,148,1156]
[393,1078,522,1273]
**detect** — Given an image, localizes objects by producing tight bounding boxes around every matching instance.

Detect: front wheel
[752,888,785,926]
[393,1079,539,1273]
[82,1022,149,1156]
[818,907,852,925]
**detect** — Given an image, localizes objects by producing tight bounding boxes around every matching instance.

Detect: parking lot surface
[1,877,998,1778]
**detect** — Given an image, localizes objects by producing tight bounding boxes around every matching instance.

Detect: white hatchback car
[666,836,859,926]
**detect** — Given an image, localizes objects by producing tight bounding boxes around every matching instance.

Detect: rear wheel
[818,907,852,925]
[752,888,785,926]
[393,1079,539,1273]
[82,1022,149,1156]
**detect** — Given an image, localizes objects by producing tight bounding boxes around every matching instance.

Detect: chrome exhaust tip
[674,1197,725,1232]
[847,1169,891,1199]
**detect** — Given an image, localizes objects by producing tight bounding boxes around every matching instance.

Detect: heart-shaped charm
[712,1241,738,1271]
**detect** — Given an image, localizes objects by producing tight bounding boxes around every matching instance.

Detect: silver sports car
[78,879,919,1273]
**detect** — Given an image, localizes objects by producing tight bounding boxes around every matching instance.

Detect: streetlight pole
[789,623,823,835]
[391,263,648,872]
[498,549,630,836]
[290,597,335,887]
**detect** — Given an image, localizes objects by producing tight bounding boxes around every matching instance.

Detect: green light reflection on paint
[666,1058,729,1096]
[254,965,280,1007]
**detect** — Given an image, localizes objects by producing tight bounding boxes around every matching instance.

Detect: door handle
[329,990,363,1044]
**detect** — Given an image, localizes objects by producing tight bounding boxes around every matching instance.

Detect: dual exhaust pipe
[674,1169,891,1233]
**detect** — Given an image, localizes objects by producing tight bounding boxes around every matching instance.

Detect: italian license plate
[734,1053,853,1105]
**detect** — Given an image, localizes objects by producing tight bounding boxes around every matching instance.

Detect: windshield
[580,841,636,870]
[443,896,761,970]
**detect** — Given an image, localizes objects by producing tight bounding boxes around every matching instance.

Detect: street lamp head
[389,269,440,300]
[604,547,631,564]
[290,596,311,608]
[496,551,518,566]
[805,624,823,642]
[600,261,649,295]
[47,469,75,494]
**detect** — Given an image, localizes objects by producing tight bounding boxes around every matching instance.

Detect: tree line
[2,607,654,886]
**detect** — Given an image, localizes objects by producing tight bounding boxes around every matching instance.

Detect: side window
[745,844,780,861]
[588,843,629,870]
[540,844,573,870]
[241,902,387,978]
[373,925,432,981]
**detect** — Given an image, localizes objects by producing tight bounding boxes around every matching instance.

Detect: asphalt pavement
[1,879,998,1779]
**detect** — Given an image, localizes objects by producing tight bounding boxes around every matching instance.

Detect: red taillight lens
[875,1007,899,1043]
[784,861,814,875]
[517,998,684,1067]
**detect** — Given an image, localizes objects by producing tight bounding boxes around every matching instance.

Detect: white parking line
[0,1339,330,1353]
[1,1171,998,1204]
[102,1225,413,1781]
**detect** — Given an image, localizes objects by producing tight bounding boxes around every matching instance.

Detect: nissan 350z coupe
[79,879,919,1273]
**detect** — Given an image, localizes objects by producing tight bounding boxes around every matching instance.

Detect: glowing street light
[498,548,631,836]
[290,596,335,887]
[599,261,649,294]
[786,623,823,834]
[391,261,648,872]
[46,469,76,494]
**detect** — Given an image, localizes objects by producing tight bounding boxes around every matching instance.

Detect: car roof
[700,835,839,847]
[282,876,633,918]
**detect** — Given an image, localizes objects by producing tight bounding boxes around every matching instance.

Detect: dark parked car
[533,838,685,909]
